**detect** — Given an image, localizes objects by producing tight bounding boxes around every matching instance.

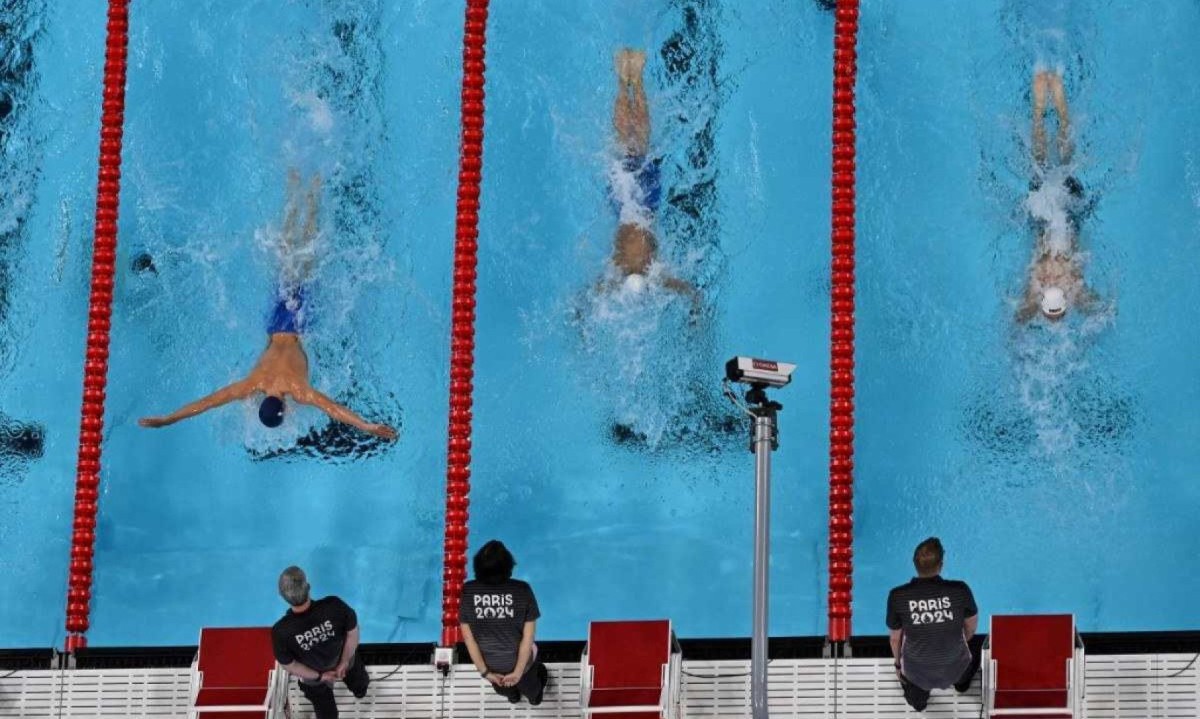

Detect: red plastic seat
[580,620,681,718]
[985,614,1082,719]
[188,627,288,719]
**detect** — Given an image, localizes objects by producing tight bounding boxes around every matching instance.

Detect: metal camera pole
[746,385,781,719]
[723,357,795,719]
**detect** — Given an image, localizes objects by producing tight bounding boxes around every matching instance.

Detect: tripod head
[744,383,783,412]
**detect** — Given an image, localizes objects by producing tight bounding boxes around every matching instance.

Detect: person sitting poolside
[1016,70,1100,323]
[887,537,981,712]
[459,540,549,706]
[138,170,397,440]
[603,48,698,305]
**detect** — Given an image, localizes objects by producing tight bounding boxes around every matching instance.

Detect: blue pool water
[1,0,1199,648]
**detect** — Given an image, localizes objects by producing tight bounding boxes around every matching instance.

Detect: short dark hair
[472,540,515,584]
[913,537,944,575]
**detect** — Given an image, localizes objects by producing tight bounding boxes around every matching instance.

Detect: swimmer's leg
[1032,71,1050,166]
[1047,72,1072,163]
[613,48,650,156]
[282,168,302,252]
[1032,70,1072,166]
[280,172,321,288]
[297,174,321,281]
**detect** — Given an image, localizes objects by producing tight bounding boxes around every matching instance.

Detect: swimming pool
[1,0,1198,649]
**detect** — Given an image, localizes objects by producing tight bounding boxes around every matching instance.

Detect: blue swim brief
[612,154,662,215]
[267,285,308,334]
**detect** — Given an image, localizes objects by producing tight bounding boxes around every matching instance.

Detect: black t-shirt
[272,596,358,673]
[458,579,540,674]
[886,576,977,690]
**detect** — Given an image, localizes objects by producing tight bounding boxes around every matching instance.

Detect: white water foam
[1023,165,1076,255]
[607,156,655,229]
[574,262,700,447]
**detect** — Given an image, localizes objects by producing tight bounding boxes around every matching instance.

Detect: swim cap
[259,396,285,428]
[624,274,647,293]
[1040,287,1067,319]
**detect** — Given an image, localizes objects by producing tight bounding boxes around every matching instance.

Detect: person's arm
[1015,282,1040,323]
[460,623,504,686]
[501,620,537,687]
[963,614,979,642]
[281,660,331,683]
[294,388,397,440]
[334,626,359,679]
[963,585,979,642]
[888,629,902,661]
[139,380,253,427]
[1077,283,1103,313]
[661,275,702,313]
[885,590,904,676]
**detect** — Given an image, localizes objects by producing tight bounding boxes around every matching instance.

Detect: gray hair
[278,566,311,606]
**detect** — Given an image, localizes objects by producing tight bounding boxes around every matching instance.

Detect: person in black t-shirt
[885,537,982,712]
[271,566,369,719]
[459,540,549,705]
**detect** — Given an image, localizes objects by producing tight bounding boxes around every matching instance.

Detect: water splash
[571,266,737,452]
[235,1,400,459]
[607,158,655,230]
[1009,310,1115,457]
[1024,165,1079,255]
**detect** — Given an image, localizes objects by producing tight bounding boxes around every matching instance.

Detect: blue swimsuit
[267,285,308,334]
[612,154,662,215]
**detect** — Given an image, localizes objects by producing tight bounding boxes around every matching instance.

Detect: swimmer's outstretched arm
[1015,284,1040,323]
[138,380,255,428]
[1077,284,1102,313]
[294,388,398,440]
[662,274,702,313]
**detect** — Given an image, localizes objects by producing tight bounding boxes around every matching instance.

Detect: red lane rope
[827,0,859,644]
[64,0,130,653]
[441,0,489,648]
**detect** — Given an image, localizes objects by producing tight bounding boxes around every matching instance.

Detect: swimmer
[139,170,398,440]
[1016,70,1099,323]
[604,48,698,305]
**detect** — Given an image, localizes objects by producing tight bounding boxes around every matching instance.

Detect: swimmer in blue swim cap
[139,170,397,441]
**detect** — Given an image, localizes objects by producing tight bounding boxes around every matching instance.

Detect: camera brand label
[752,359,778,371]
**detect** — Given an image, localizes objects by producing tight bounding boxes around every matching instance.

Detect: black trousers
[490,661,548,705]
[899,636,983,712]
[297,653,370,719]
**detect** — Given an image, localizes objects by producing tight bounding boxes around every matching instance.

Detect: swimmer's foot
[627,49,646,80]
[615,49,632,84]
[615,48,646,86]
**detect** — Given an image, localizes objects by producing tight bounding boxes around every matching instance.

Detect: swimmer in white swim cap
[1014,70,1102,324]
[623,273,647,293]
[599,48,698,309]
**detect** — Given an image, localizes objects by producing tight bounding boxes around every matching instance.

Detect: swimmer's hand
[367,423,398,441]
[138,416,174,428]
